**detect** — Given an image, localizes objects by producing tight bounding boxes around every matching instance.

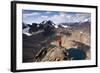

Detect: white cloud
[49,12,75,24]
[41,16,48,19]
[23,12,91,24]
[23,12,41,18]
[72,13,91,22]
[45,11,52,14]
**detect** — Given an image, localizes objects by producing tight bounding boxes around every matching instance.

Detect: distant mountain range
[23,20,90,36]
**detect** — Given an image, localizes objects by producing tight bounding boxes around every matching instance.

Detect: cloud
[48,12,73,24]
[71,13,91,22]
[23,10,91,24]
[23,12,41,18]
[45,11,52,14]
[41,16,49,19]
[48,13,66,24]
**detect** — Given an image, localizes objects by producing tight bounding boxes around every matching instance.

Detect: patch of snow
[37,24,40,27]
[61,25,68,28]
[23,27,32,36]
[54,25,58,28]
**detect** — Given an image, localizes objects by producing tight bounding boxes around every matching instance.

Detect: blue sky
[22,10,91,24]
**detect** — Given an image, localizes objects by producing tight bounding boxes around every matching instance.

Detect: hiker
[57,28,63,47]
[56,31,62,47]
[57,36,62,47]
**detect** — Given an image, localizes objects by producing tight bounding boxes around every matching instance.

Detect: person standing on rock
[56,28,62,47]
[57,36,62,47]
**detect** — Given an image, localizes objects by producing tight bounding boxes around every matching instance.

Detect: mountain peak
[40,20,53,24]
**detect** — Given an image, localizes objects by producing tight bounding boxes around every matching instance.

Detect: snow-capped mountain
[40,20,58,28]
[22,20,58,36]
[22,19,91,36]
[83,18,91,22]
